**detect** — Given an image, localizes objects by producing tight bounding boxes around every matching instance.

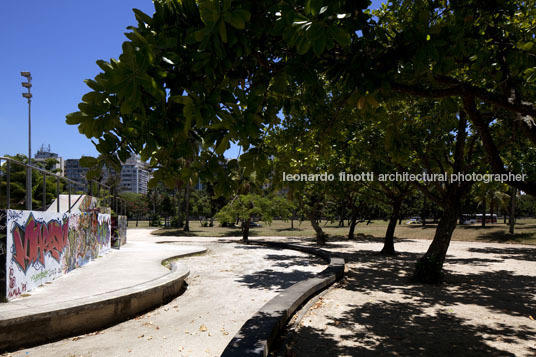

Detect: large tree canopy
[66,0,369,194]
[67,0,536,282]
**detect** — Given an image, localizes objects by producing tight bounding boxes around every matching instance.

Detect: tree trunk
[509,187,516,234]
[310,217,326,245]
[242,216,251,241]
[412,196,460,283]
[381,200,401,256]
[176,189,183,228]
[481,195,486,228]
[183,183,190,232]
[490,196,494,224]
[348,210,358,240]
[422,196,427,226]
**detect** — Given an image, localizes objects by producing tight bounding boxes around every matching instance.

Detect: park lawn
[149,218,536,245]
[128,220,151,228]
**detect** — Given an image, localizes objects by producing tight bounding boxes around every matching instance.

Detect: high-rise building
[64,158,89,191]
[34,144,64,176]
[117,154,151,194]
[64,154,151,194]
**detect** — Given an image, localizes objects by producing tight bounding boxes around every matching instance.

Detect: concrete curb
[221,241,345,357]
[0,260,193,352]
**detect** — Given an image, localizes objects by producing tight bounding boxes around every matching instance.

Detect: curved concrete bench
[0,260,192,351]
[221,241,345,357]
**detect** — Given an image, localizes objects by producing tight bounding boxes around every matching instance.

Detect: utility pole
[21,72,32,210]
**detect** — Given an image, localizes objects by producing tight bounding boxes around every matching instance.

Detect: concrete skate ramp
[46,194,94,213]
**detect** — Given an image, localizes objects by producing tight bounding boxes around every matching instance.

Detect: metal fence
[0,156,126,214]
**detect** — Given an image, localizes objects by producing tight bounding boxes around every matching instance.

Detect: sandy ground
[2,232,326,357]
[281,238,536,357]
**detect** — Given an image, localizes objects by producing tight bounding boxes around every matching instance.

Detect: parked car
[406,217,422,225]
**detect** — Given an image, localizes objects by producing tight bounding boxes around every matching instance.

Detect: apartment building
[64,154,151,194]
[34,145,64,176]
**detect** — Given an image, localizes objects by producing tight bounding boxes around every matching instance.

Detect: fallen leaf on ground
[138,335,144,339]
[530,315,534,320]
[72,337,80,341]
[199,324,208,332]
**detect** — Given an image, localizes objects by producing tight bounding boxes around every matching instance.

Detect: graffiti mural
[4,210,111,300]
[0,210,6,298]
[10,214,69,272]
[78,195,98,212]
[118,215,127,246]
[111,215,127,248]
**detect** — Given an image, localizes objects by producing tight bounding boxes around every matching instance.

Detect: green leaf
[312,32,327,56]
[296,36,311,55]
[522,42,534,51]
[357,96,366,110]
[330,26,350,47]
[84,79,104,91]
[96,60,113,73]
[197,0,220,24]
[234,9,251,23]
[366,95,379,108]
[133,9,153,25]
[215,136,230,155]
[65,111,88,125]
[224,11,246,29]
[218,20,228,43]
[170,95,193,105]
[79,156,99,168]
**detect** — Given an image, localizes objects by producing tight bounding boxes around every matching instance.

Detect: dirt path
[282,239,536,357]
[4,235,325,357]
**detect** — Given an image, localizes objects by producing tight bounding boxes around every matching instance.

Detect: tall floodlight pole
[21,71,32,210]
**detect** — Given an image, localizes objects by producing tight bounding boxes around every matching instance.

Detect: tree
[368,0,536,195]
[66,0,536,282]
[120,192,149,226]
[380,97,480,282]
[215,194,293,241]
[1,154,64,210]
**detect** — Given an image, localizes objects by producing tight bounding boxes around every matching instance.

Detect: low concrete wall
[111,215,127,247]
[4,210,111,300]
[0,262,189,351]
[221,241,345,357]
[0,210,6,300]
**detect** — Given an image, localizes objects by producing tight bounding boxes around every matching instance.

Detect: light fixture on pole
[21,71,32,210]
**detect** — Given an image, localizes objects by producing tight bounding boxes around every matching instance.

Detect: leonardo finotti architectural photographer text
[282,172,527,184]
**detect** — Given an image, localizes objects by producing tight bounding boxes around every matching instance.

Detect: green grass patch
[151,218,536,245]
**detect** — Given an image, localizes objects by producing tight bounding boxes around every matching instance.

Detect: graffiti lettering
[5,209,111,300]
[31,270,49,282]
[11,215,69,272]
[9,267,15,289]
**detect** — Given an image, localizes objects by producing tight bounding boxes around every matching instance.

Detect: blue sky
[0,1,383,162]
